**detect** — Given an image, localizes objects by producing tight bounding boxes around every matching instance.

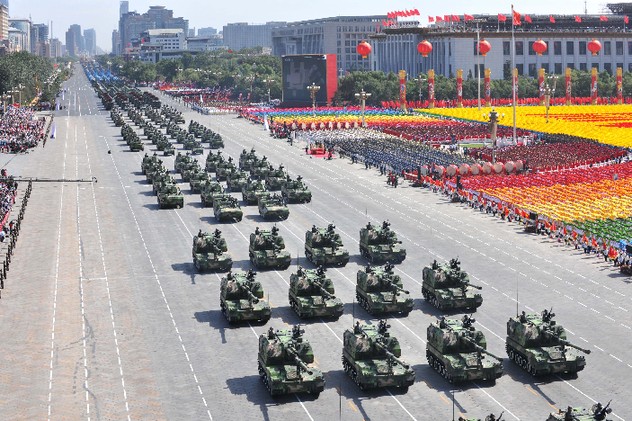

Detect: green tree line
[0,52,69,105]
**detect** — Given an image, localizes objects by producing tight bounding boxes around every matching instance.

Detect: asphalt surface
[0,65,630,421]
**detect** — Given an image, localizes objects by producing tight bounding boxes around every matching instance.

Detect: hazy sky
[10,0,613,52]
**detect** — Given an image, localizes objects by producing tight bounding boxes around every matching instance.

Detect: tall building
[30,23,48,54]
[65,24,82,56]
[50,37,62,58]
[271,15,386,73]
[9,18,31,52]
[223,22,285,51]
[198,27,217,37]
[371,13,632,80]
[118,5,188,55]
[120,0,129,18]
[0,0,9,42]
[83,28,96,56]
[112,29,120,55]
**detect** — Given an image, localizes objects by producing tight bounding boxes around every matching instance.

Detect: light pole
[413,74,426,102]
[354,89,371,127]
[262,79,274,103]
[307,83,320,116]
[17,83,24,106]
[542,74,558,123]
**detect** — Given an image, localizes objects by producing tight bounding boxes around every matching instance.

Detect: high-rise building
[223,22,285,51]
[30,23,49,56]
[65,24,82,56]
[198,27,218,37]
[118,5,187,55]
[112,29,120,55]
[270,15,386,73]
[9,18,31,52]
[50,37,62,58]
[83,28,96,56]
[0,0,9,42]
[120,1,129,18]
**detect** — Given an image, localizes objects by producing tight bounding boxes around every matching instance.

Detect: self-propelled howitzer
[288,266,343,319]
[258,326,325,397]
[342,320,415,391]
[506,309,591,376]
[220,270,270,323]
[422,258,483,311]
[356,263,413,316]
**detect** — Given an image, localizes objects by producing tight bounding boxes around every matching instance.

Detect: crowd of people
[0,107,46,153]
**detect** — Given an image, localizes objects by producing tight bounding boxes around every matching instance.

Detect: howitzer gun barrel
[467,283,483,290]
[558,338,591,354]
[287,346,313,374]
[384,279,408,294]
[463,336,503,361]
[240,284,259,304]
[374,341,410,368]
[312,279,335,299]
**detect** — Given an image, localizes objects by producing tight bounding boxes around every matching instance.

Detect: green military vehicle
[203,131,223,149]
[342,320,415,392]
[128,135,144,152]
[427,315,504,384]
[152,172,176,194]
[458,414,504,421]
[213,195,243,222]
[220,270,270,323]
[359,221,406,264]
[242,178,269,205]
[421,258,483,311]
[281,175,312,204]
[258,194,289,221]
[239,148,257,170]
[216,157,236,181]
[288,266,343,319]
[547,402,613,421]
[174,152,194,173]
[192,229,232,272]
[200,182,225,207]
[183,135,204,155]
[249,226,292,270]
[506,309,591,376]
[141,153,161,175]
[356,263,413,316]
[189,171,212,193]
[181,161,201,182]
[157,183,184,209]
[258,326,325,397]
[157,138,175,156]
[304,224,349,267]
[250,157,272,179]
[205,151,224,172]
[265,165,287,191]
[225,169,248,192]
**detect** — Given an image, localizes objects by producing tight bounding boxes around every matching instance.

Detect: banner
[484,68,491,106]
[428,69,435,109]
[590,67,598,105]
[538,68,545,105]
[398,70,407,111]
[512,68,519,103]
[565,67,572,105]
[616,67,623,104]
[456,69,463,107]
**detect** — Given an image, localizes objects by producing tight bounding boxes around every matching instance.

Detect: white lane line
[104,138,213,420]
[47,112,68,421]
[84,129,131,419]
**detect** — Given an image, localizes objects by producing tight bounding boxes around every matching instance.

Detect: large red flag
[512,9,521,26]
[524,15,532,23]
[436,16,443,22]
[550,15,556,23]
[428,16,435,23]
[625,16,630,24]
[444,15,451,22]
[498,13,507,22]
[452,15,461,22]
[575,16,582,23]
[600,15,609,22]
[464,14,474,21]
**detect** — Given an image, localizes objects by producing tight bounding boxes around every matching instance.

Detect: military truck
[258,326,325,397]
[506,309,591,376]
[304,224,349,267]
[157,183,184,209]
[288,266,343,319]
[242,178,269,205]
[421,258,483,311]
[225,169,248,192]
[192,229,232,272]
[356,263,413,316]
[426,315,503,384]
[200,182,225,207]
[220,270,270,323]
[265,165,287,190]
[213,195,243,222]
[547,402,613,421]
[258,194,289,220]
[342,320,415,391]
[249,226,292,270]
[359,221,406,264]
[281,175,312,204]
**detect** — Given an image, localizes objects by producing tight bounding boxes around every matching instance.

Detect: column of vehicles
[90,75,610,419]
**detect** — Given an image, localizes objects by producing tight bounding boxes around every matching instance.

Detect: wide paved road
[0,65,630,421]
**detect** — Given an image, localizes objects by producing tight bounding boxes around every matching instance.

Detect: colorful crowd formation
[242,103,632,264]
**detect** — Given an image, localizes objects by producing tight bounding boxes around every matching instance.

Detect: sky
[10,0,614,52]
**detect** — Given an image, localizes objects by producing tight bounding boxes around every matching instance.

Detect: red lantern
[587,39,602,56]
[356,41,372,58]
[478,39,491,56]
[417,40,433,57]
[532,39,548,55]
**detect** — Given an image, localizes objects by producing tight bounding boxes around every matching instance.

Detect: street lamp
[262,78,274,103]
[16,83,24,106]
[307,83,321,116]
[541,74,558,123]
[354,89,372,127]
[413,74,426,102]
[483,108,505,163]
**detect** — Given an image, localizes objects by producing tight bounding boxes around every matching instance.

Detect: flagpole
[511,4,517,143]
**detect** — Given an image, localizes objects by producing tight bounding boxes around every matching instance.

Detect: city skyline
[10,0,618,53]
